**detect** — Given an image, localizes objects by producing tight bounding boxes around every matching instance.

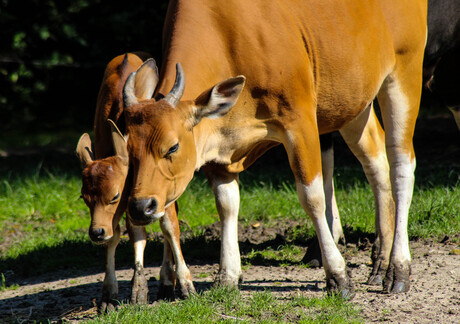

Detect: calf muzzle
[89,227,106,242]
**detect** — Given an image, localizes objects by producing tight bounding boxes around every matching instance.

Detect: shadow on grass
[0,114,458,292]
[0,219,376,283]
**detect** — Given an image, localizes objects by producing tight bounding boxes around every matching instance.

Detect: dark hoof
[99,298,118,314]
[326,269,355,300]
[367,258,387,286]
[158,283,175,301]
[383,263,411,294]
[177,281,196,299]
[302,239,323,268]
[367,273,384,286]
[131,263,149,304]
[214,270,242,288]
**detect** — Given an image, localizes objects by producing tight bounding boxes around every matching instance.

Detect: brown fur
[124,0,427,294]
[76,53,195,311]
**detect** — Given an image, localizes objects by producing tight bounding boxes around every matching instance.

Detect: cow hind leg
[100,224,121,313]
[159,203,196,299]
[339,103,395,286]
[126,219,149,304]
[284,124,353,298]
[377,58,423,293]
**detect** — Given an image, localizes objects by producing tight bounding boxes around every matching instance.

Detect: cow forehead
[125,100,177,125]
[126,103,186,144]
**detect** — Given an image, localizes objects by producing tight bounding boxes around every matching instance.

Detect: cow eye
[166,143,179,156]
[109,192,120,204]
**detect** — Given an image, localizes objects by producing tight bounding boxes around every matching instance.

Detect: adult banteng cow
[76,53,195,312]
[122,0,427,296]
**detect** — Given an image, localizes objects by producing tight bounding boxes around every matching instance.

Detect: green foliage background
[0,0,169,136]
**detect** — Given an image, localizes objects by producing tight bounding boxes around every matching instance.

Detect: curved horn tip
[163,62,186,108]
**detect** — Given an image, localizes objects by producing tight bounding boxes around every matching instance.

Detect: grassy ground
[0,120,459,322]
[86,286,361,324]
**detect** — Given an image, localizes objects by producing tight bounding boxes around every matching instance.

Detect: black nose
[128,198,157,223]
[89,227,105,242]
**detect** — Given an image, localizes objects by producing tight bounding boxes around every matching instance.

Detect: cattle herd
[75,0,459,313]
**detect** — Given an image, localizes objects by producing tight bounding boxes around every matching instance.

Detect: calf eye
[109,192,120,204]
[166,143,179,156]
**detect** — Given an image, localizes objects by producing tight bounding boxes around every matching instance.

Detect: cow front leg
[100,224,121,313]
[126,220,148,304]
[205,168,242,287]
[303,134,345,267]
[284,125,353,298]
[160,203,195,299]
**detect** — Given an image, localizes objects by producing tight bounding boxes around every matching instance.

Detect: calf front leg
[126,220,148,304]
[157,238,176,300]
[100,224,121,313]
[205,167,242,287]
[160,203,195,299]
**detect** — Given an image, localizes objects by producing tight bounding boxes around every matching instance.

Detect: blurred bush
[0,0,168,135]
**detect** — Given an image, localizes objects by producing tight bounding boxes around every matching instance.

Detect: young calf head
[76,54,157,242]
[123,61,245,225]
[76,122,129,243]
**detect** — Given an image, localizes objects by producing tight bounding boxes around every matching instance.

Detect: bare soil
[1,222,459,323]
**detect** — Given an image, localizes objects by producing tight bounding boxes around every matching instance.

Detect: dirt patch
[1,222,458,323]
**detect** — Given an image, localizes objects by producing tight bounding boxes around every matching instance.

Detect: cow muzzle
[128,197,164,225]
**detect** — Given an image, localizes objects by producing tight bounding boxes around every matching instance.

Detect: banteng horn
[162,63,185,108]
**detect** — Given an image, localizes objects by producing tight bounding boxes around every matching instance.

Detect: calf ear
[194,76,246,122]
[76,133,94,168]
[108,119,129,165]
[124,58,159,107]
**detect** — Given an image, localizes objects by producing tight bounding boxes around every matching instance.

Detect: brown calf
[76,53,195,311]
[122,0,427,296]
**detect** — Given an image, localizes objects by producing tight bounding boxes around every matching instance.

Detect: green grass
[0,142,458,322]
[1,155,459,267]
[243,244,306,267]
[0,273,19,292]
[86,286,361,323]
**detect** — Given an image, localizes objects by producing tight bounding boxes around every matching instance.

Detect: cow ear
[76,133,94,168]
[124,58,159,107]
[187,76,246,128]
[134,58,159,99]
[108,119,129,165]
